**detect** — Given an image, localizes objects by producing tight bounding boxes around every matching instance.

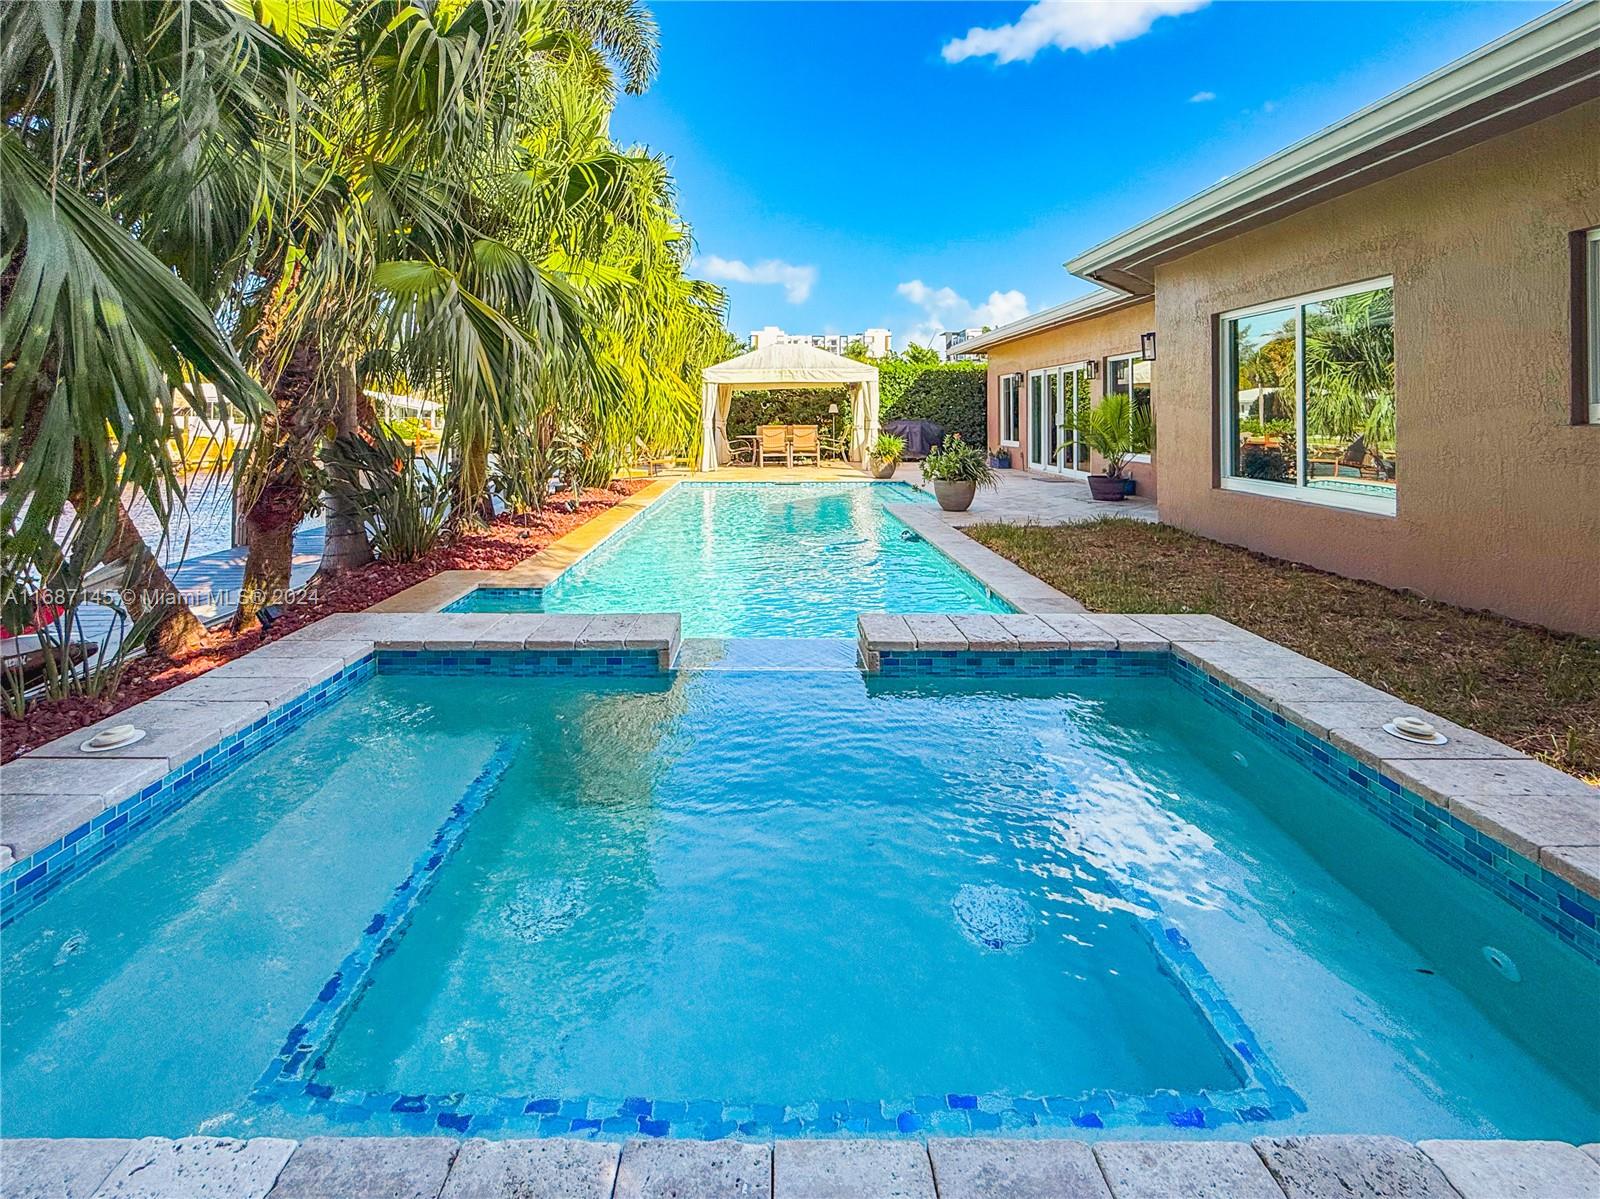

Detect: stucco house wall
[1152,98,1600,635]
[983,299,1159,499]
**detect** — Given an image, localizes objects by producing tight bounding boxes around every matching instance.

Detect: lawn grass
[968,518,1600,782]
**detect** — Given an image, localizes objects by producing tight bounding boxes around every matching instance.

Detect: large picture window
[1000,373,1020,445]
[1219,279,1396,515]
[1106,353,1153,456]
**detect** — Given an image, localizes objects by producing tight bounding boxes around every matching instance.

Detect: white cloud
[896,280,1029,351]
[1189,90,1216,103]
[942,0,1208,65]
[696,255,816,303]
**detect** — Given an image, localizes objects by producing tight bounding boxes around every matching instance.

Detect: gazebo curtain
[698,342,881,471]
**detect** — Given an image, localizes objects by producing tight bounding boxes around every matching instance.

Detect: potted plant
[920,433,998,512]
[868,433,904,479]
[1078,394,1152,501]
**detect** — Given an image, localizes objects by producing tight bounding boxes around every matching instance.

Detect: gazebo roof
[702,341,878,388]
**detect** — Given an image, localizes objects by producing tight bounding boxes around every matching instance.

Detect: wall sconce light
[1083,360,1098,380]
[1140,331,1157,360]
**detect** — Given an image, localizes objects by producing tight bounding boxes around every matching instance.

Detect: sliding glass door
[1026,364,1091,474]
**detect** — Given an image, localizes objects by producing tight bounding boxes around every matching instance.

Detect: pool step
[677,638,862,672]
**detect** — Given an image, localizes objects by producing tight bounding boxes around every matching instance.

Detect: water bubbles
[951,884,1035,952]
[501,879,588,942]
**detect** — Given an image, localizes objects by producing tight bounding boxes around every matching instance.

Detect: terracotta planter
[1087,474,1126,501]
[932,479,977,511]
[870,457,899,479]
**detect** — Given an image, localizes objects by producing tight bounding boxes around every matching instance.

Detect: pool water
[446,482,1010,637]
[4,659,1597,1142]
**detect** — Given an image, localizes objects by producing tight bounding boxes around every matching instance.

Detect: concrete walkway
[65,526,324,651]
[889,463,1158,528]
[8,1134,1597,1198]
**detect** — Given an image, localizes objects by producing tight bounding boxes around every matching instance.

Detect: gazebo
[699,342,881,471]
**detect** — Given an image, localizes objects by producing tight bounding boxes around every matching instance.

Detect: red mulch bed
[0,481,648,763]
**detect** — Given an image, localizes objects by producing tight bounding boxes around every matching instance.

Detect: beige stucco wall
[983,299,1159,499]
[1153,99,1600,635]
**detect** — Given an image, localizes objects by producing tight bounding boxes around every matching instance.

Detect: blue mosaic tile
[1,644,672,925]
[247,711,1302,1140]
[0,655,377,926]
[1161,654,1599,964]
[441,587,545,614]
[375,648,662,678]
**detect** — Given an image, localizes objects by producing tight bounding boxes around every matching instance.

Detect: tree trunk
[315,361,374,578]
[233,478,303,630]
[232,327,323,632]
[456,434,495,526]
[103,498,205,656]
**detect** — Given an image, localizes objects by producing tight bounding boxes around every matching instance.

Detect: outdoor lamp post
[828,401,839,442]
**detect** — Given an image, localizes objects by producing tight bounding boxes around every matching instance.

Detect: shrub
[726,389,850,439]
[878,361,986,447]
[871,433,905,462]
[920,433,998,488]
[324,428,451,562]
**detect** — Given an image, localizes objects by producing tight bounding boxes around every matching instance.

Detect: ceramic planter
[870,457,899,479]
[1087,475,1126,501]
[933,479,977,511]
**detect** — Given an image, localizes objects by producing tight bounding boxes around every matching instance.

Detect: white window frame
[1105,352,1152,464]
[1587,229,1599,425]
[999,373,1020,447]
[1217,276,1396,517]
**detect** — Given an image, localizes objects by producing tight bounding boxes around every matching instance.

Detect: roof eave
[951,291,1151,356]
[1068,0,1600,287]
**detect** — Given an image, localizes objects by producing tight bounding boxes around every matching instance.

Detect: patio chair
[757,424,789,467]
[790,425,820,466]
[727,435,758,466]
[818,430,849,461]
[1308,435,1369,480]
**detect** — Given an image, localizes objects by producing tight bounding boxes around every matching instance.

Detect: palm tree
[1305,289,1396,447]
[1,0,281,655]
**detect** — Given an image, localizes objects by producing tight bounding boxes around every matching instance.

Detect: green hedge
[726,389,851,440]
[727,361,987,448]
[878,361,986,448]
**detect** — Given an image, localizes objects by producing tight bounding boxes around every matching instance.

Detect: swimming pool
[445,482,1011,637]
[4,648,1596,1143]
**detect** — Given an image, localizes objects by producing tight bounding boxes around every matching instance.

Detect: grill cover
[883,418,944,458]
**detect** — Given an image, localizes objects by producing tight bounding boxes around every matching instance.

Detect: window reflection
[1221,283,1396,511]
[1230,307,1298,485]
[1304,286,1396,494]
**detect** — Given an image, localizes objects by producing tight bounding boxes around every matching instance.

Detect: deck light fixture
[1140,331,1157,360]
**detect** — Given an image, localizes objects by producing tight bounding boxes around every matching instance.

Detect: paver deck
[6,1136,1597,1198]
[888,461,1158,527]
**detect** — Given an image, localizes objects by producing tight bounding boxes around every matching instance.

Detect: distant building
[941,328,988,362]
[750,326,892,359]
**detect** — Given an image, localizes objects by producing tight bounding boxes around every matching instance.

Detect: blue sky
[610,1,1558,349]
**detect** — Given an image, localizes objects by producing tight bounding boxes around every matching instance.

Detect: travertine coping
[3,1134,1596,1199]
[0,613,679,866]
[857,611,1600,899]
[886,504,1085,614]
[370,480,681,613]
